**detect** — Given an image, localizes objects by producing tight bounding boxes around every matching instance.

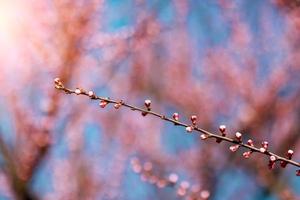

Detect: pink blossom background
[0,0,300,199]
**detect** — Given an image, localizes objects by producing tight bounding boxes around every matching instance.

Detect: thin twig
[54,78,300,173]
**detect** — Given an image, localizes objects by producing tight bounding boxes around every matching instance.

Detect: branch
[130,157,210,199]
[0,133,37,200]
[54,78,300,176]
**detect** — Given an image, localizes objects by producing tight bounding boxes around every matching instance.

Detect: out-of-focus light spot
[0,0,24,46]
[0,0,32,78]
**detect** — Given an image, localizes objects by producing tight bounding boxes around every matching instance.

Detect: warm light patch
[0,0,25,45]
[0,0,33,83]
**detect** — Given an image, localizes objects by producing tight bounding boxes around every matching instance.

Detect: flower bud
[243,151,252,159]
[144,99,151,108]
[88,91,95,98]
[216,125,226,143]
[219,125,226,134]
[99,100,108,108]
[141,111,148,116]
[280,161,287,168]
[75,88,81,95]
[259,147,266,153]
[172,113,179,121]
[260,141,268,153]
[247,139,254,146]
[54,77,61,85]
[200,134,208,140]
[235,132,242,142]
[268,156,276,169]
[287,150,294,159]
[114,103,121,109]
[262,141,268,150]
[186,126,193,133]
[191,115,197,125]
[216,137,222,143]
[229,145,239,152]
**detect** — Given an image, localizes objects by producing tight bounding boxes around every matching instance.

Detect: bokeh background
[0,0,300,199]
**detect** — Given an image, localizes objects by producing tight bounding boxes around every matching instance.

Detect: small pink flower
[172,113,179,121]
[296,170,300,176]
[229,145,239,152]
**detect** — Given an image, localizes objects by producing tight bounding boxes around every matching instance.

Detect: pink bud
[287,150,294,159]
[144,99,151,108]
[54,77,61,84]
[191,115,197,125]
[141,111,147,116]
[99,100,108,108]
[247,139,254,146]
[268,156,276,169]
[259,147,266,153]
[270,155,276,162]
[88,91,95,98]
[235,132,242,142]
[114,103,121,109]
[243,151,252,159]
[280,161,287,168]
[200,134,208,140]
[75,88,81,95]
[219,125,226,134]
[172,113,179,121]
[229,145,239,152]
[216,137,222,143]
[262,141,268,150]
[186,126,193,133]
[296,170,300,176]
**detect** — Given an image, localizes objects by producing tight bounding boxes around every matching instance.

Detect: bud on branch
[54,78,300,176]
